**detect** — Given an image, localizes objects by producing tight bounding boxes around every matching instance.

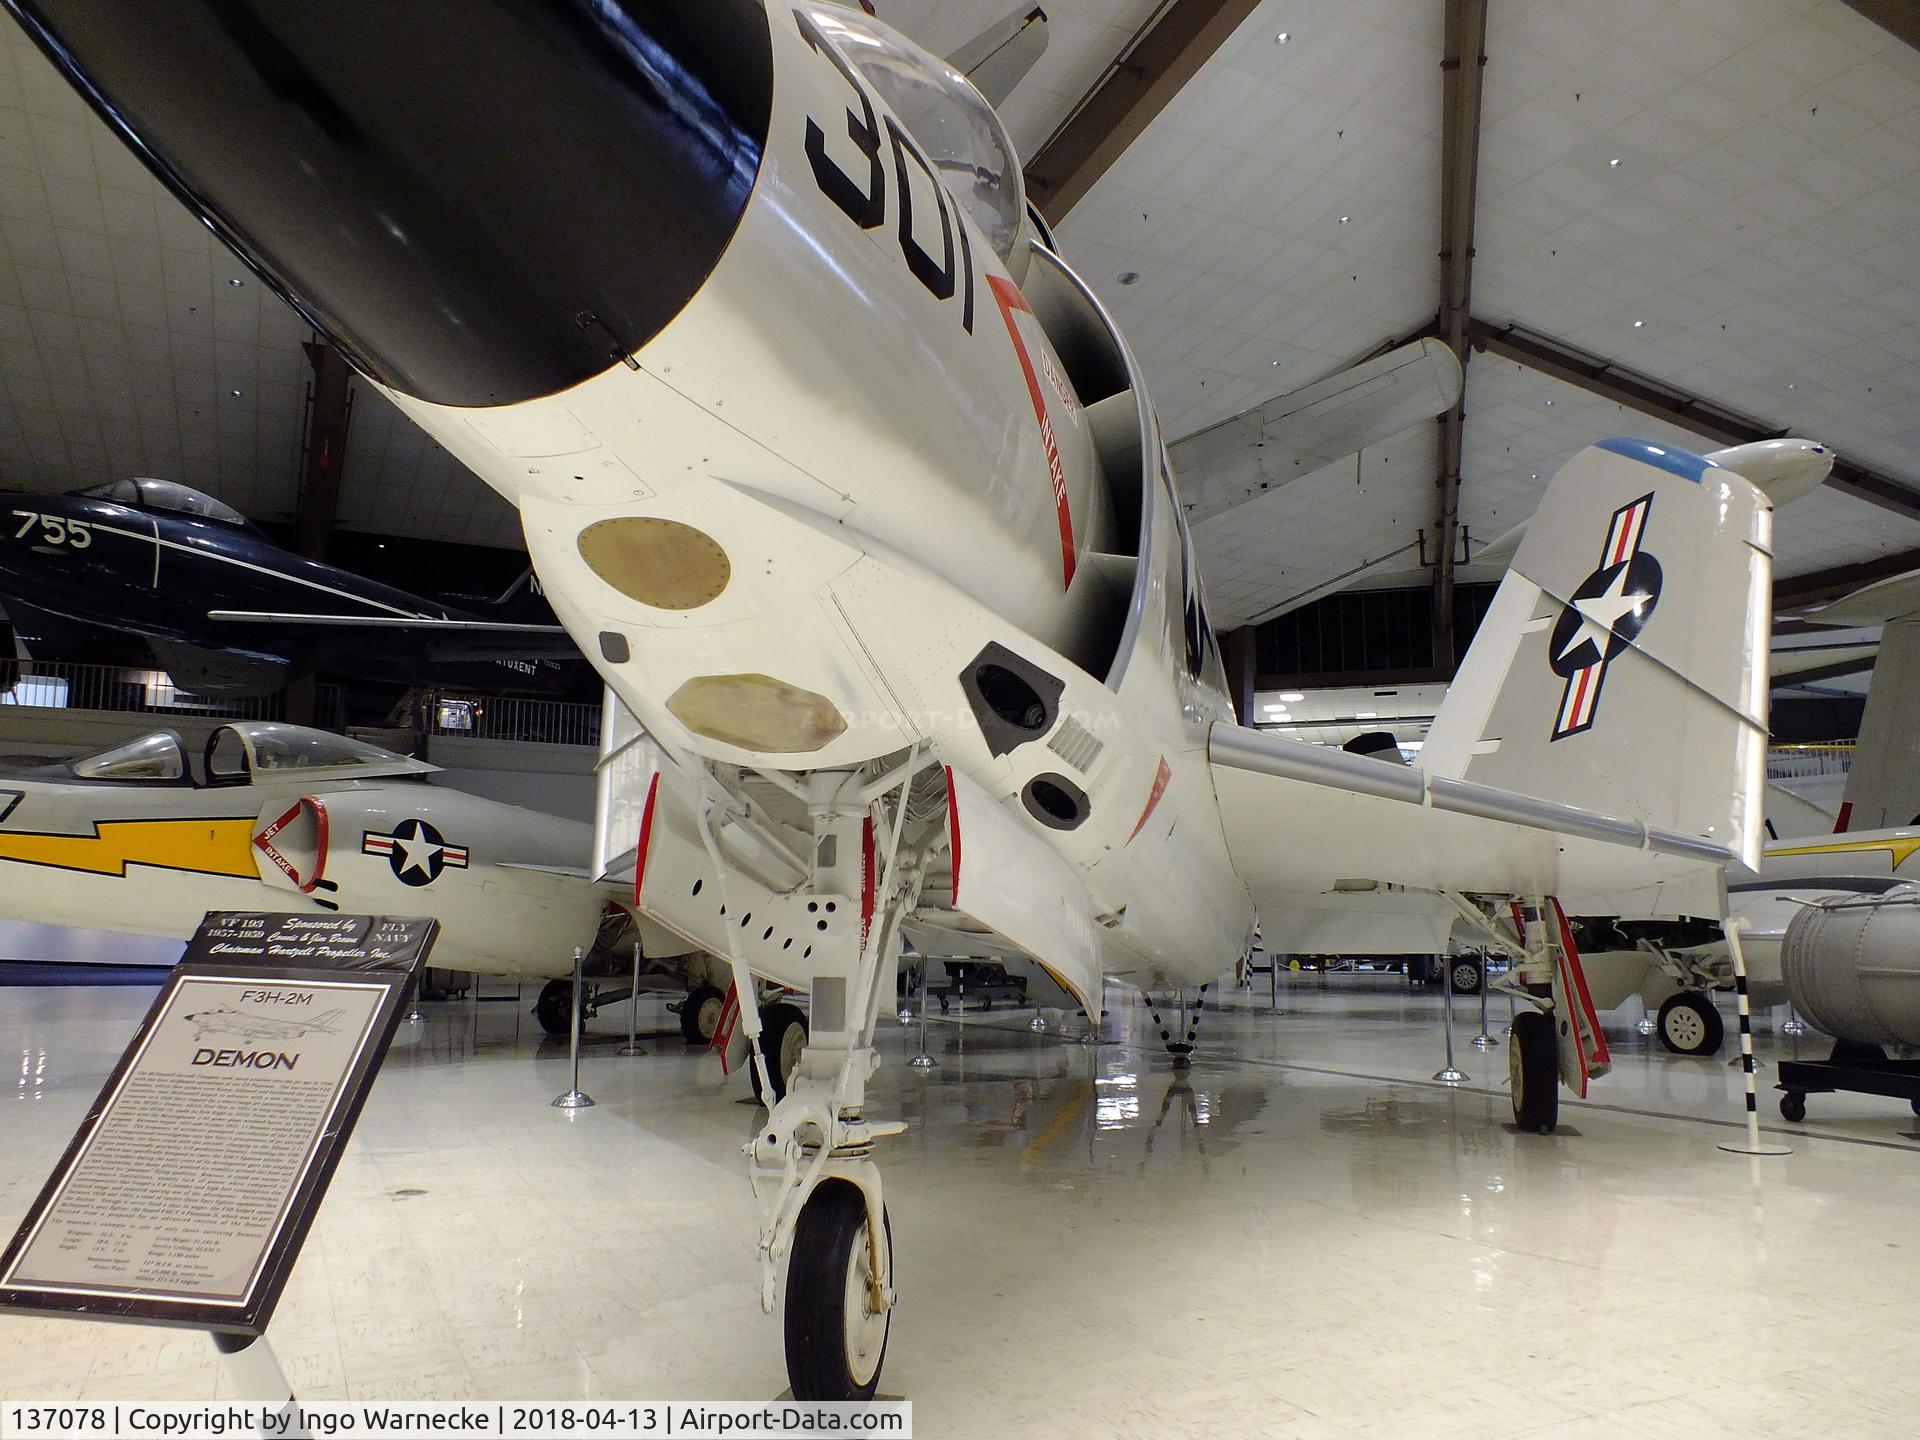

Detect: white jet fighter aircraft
[9,0,1779,1399]
[0,722,723,1036]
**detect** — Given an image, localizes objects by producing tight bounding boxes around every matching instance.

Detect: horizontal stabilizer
[946,6,1049,108]
[1804,569,1920,628]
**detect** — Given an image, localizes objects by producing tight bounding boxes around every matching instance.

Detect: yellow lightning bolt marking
[0,818,259,878]
[1768,835,1920,870]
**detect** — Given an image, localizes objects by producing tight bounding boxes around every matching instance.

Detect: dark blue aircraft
[0,477,580,696]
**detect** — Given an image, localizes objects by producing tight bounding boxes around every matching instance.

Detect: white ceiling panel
[1056,0,1446,445]
[1475,0,1920,492]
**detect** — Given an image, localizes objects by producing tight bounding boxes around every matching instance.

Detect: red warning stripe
[945,766,962,907]
[632,771,662,906]
[1127,757,1172,844]
[987,274,1075,589]
[712,981,740,1074]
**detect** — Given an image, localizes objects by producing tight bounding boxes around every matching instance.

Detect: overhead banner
[0,913,434,1334]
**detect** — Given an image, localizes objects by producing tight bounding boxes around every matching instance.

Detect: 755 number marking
[10,511,92,549]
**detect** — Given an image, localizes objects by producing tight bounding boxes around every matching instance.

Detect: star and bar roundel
[1547,492,1662,742]
[362,818,469,887]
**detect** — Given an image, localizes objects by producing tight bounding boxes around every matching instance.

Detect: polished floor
[4,973,1917,1438]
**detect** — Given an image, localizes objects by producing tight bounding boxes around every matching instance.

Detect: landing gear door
[942,764,1104,1019]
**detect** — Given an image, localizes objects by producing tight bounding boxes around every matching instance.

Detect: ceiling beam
[1025,0,1261,222]
[1428,0,1490,671]
[295,341,353,561]
[1774,549,1920,612]
[1468,319,1920,524]
[1837,1,1920,51]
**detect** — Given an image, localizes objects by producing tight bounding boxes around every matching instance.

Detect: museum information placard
[0,912,433,1333]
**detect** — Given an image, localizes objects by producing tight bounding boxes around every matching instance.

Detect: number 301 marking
[9,511,92,549]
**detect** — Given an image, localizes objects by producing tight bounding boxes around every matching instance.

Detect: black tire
[1509,1009,1559,1134]
[1910,1098,1920,1119]
[1657,992,1724,1056]
[750,1002,809,1105]
[533,980,574,1037]
[1780,1091,1807,1123]
[785,1183,891,1401]
[680,984,726,1045]
[1449,956,1483,996]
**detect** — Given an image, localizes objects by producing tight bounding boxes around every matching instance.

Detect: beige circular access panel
[577,517,730,610]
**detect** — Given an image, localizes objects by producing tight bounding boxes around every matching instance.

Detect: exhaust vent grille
[1047,715,1104,772]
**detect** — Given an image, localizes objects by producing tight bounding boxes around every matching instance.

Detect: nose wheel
[784,1182,892,1401]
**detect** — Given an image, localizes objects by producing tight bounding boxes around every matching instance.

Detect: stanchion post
[910,956,936,1069]
[1434,953,1468,1084]
[552,946,595,1110]
[617,940,645,1057]
[212,1332,299,1436]
[1471,950,1497,1049]
[1717,919,1788,1156]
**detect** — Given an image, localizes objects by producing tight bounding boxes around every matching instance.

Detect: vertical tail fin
[310,1007,345,1032]
[488,568,552,622]
[1838,618,1920,832]
[1424,437,1773,868]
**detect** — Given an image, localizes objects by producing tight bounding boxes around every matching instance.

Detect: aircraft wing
[1209,724,1731,948]
[1169,338,1463,526]
[206,610,580,661]
[1213,435,1777,953]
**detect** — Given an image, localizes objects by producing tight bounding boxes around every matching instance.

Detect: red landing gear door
[1549,898,1610,1096]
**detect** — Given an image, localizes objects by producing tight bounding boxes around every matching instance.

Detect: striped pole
[1717,919,1789,1156]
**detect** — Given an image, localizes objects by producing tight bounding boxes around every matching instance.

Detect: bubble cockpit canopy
[204,722,437,786]
[68,730,190,783]
[78,477,263,535]
[804,5,1028,275]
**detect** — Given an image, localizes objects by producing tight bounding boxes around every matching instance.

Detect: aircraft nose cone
[9,0,773,407]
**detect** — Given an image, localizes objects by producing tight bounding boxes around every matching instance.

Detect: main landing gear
[1447,893,1609,1136]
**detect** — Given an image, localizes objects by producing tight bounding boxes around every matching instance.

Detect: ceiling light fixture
[1117,270,1140,285]
[227,277,244,288]
[1631,319,1644,328]
[229,387,243,397]
[1275,31,1290,44]
[1338,215,1350,224]
[1608,156,1622,167]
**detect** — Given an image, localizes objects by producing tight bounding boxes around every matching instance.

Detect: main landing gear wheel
[533,980,576,1038]
[785,1183,891,1401]
[750,1002,809,1105]
[1656,992,1724,1056]
[1509,1009,1559,1134]
[1449,955,1484,996]
[680,984,726,1045]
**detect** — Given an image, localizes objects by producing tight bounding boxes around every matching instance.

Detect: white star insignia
[1557,565,1652,664]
